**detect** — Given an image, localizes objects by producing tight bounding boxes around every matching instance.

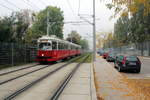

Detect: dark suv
[106,53,116,62]
[114,55,141,73]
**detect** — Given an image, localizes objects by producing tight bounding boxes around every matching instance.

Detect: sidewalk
[59,63,97,100]
[138,56,150,60]
[94,56,135,100]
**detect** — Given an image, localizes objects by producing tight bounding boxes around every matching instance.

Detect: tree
[80,39,89,50]
[113,4,150,44]
[106,0,150,17]
[96,33,107,48]
[13,10,31,42]
[66,30,81,44]
[30,6,64,39]
[103,32,115,48]
[114,16,130,44]
[101,0,150,49]
[0,16,14,42]
[128,5,150,43]
[0,10,31,43]
[66,30,89,50]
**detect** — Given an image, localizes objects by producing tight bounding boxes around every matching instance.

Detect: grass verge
[123,78,150,100]
[73,53,92,63]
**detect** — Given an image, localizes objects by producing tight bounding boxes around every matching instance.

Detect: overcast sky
[0,0,116,48]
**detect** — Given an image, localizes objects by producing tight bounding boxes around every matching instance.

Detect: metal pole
[93,0,96,61]
[71,37,72,43]
[47,11,50,36]
[71,33,72,43]
[11,43,14,66]
[25,44,26,63]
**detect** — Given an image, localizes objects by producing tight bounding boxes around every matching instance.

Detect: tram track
[50,55,89,100]
[0,64,39,76]
[3,55,85,100]
[0,64,50,85]
[0,55,84,86]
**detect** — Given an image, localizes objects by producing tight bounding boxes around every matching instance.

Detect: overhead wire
[28,0,40,10]
[37,0,47,7]
[52,0,58,6]
[23,0,40,10]
[4,0,21,10]
[66,0,84,27]
[1,0,41,12]
[66,0,77,19]
[0,3,14,11]
[22,0,36,10]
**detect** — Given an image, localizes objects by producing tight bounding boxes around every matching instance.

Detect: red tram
[36,35,81,63]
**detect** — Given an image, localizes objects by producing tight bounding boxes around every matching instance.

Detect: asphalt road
[109,57,150,79]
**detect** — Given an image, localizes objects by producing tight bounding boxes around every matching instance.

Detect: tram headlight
[42,54,44,56]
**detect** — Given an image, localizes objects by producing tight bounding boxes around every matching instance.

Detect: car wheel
[118,66,122,72]
[114,62,116,67]
[106,58,109,62]
[135,69,140,73]
[114,62,117,68]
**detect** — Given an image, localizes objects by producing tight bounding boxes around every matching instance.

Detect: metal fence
[0,43,37,67]
[112,41,150,57]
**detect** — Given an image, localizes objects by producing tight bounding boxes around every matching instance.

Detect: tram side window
[52,41,57,50]
[62,43,67,50]
[64,44,66,50]
[70,45,72,50]
[67,44,69,49]
[62,43,65,50]
[64,44,68,50]
[58,42,63,50]
[71,45,74,50]
[68,44,70,49]
[58,43,61,50]
[73,46,75,50]
[63,43,65,50]
[76,47,78,50]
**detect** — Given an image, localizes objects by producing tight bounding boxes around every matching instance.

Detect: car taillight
[122,57,126,64]
[137,58,141,65]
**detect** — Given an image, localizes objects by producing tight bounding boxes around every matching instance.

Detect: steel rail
[0,64,39,76]
[4,55,84,100]
[0,65,50,85]
[50,55,90,100]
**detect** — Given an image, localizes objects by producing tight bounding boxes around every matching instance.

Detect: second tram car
[36,35,81,63]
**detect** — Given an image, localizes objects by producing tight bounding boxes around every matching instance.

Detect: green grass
[73,53,92,63]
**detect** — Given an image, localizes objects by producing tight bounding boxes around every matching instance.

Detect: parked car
[106,53,116,62]
[114,55,141,73]
[102,52,109,59]
[97,50,104,56]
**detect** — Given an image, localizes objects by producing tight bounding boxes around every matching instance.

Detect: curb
[90,62,97,100]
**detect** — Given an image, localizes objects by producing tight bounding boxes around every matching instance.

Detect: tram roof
[38,35,81,48]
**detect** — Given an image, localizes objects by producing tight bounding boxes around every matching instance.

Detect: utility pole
[93,0,96,61]
[47,11,50,36]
